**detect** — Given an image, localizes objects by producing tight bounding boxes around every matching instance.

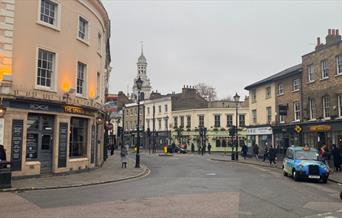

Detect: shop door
[27,114,54,174]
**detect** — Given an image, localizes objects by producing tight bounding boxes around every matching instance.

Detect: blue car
[283,146,330,183]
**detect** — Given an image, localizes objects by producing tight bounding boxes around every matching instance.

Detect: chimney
[328,29,332,35]
[325,28,341,46]
[337,29,340,36]
[316,37,321,48]
[332,29,336,35]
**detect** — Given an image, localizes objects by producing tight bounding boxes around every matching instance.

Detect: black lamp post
[135,76,143,168]
[234,92,240,161]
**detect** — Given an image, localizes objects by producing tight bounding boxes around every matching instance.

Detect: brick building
[301,29,342,148]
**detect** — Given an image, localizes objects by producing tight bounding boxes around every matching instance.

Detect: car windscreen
[294,151,318,160]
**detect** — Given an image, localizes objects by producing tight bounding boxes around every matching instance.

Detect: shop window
[222,140,227,147]
[69,117,88,158]
[216,140,221,147]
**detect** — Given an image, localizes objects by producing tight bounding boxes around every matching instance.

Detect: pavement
[1,153,149,192]
[209,153,342,184]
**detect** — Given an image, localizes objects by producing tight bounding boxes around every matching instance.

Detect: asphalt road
[2,153,342,218]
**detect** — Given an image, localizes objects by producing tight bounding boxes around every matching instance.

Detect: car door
[285,149,294,173]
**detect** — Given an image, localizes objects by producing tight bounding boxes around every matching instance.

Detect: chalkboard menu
[26,133,38,160]
[91,125,95,164]
[11,120,23,171]
[58,122,68,168]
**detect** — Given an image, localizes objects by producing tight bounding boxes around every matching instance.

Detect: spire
[140,41,144,56]
[137,41,146,64]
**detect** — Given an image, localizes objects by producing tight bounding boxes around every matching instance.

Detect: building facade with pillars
[170,100,249,152]
[123,102,145,148]
[0,0,111,176]
[301,29,342,148]
[144,95,172,150]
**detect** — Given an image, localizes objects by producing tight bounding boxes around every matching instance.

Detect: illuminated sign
[309,125,331,132]
[64,105,94,116]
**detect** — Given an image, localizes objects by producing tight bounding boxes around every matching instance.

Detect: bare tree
[221,95,232,101]
[194,83,217,101]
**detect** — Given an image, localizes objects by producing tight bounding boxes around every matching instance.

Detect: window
[322,96,330,118]
[78,17,89,40]
[173,117,178,128]
[77,62,86,95]
[309,98,316,120]
[226,115,233,127]
[321,60,329,79]
[180,116,184,128]
[97,33,102,52]
[147,107,150,115]
[293,79,300,91]
[69,117,88,158]
[336,54,342,75]
[158,105,162,113]
[199,115,204,127]
[239,114,245,127]
[37,49,55,88]
[252,110,257,124]
[40,0,58,26]
[158,119,161,130]
[277,83,284,95]
[186,116,191,128]
[338,95,342,117]
[251,90,256,103]
[216,140,221,148]
[164,104,168,112]
[294,101,301,121]
[214,115,221,128]
[279,115,285,123]
[266,107,272,123]
[308,65,315,82]
[266,87,271,99]
[96,72,100,98]
[147,119,150,129]
[164,117,168,130]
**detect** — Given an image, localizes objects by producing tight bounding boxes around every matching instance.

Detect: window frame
[214,114,221,128]
[36,48,57,91]
[180,116,184,128]
[277,83,284,96]
[265,86,272,99]
[338,95,342,118]
[309,98,316,120]
[69,117,88,158]
[37,0,61,31]
[321,59,329,79]
[252,109,257,124]
[239,114,245,127]
[173,116,177,128]
[322,96,331,118]
[336,54,342,75]
[266,107,272,124]
[226,114,233,127]
[251,90,257,103]
[308,64,315,82]
[186,116,191,128]
[292,78,300,91]
[199,115,205,127]
[76,61,87,97]
[294,101,301,121]
[77,15,90,44]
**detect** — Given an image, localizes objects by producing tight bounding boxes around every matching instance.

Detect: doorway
[26,114,54,174]
[318,132,326,146]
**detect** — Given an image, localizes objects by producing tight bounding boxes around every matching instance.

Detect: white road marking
[206,173,216,176]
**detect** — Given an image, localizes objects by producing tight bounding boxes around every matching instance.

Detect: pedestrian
[191,143,195,153]
[0,144,6,169]
[110,144,114,156]
[269,146,277,166]
[332,144,341,172]
[263,145,269,162]
[121,144,128,168]
[201,144,206,156]
[208,143,212,154]
[171,142,176,154]
[197,143,201,154]
[241,144,248,160]
[320,144,328,164]
[253,143,259,160]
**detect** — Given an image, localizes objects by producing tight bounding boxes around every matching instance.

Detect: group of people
[250,143,277,166]
[190,142,212,155]
[319,144,341,172]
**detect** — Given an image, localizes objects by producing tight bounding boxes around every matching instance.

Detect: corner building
[0,0,111,176]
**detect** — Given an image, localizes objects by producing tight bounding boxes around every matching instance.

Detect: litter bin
[0,161,11,189]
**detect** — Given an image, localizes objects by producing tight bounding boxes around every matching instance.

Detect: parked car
[283,146,330,183]
[167,144,187,154]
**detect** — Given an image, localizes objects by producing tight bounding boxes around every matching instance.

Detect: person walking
[263,145,269,162]
[191,143,195,153]
[332,144,341,172]
[201,144,206,156]
[171,142,176,154]
[208,143,212,155]
[110,143,114,156]
[253,143,259,160]
[241,144,248,160]
[269,146,277,166]
[121,144,128,168]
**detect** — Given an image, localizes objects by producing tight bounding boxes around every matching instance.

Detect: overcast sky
[102,0,342,99]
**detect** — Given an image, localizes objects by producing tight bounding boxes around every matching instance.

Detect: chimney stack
[332,29,336,35]
[328,29,332,35]
[325,28,341,46]
[316,37,321,47]
[337,29,340,36]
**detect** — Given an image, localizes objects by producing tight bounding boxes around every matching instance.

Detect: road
[1,153,342,218]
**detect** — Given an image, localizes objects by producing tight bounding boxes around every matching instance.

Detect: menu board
[11,120,23,171]
[91,125,95,164]
[58,122,68,168]
[26,133,38,160]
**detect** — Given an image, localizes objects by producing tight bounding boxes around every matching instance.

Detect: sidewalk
[210,154,342,184]
[1,154,149,192]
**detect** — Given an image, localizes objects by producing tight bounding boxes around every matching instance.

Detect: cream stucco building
[0,0,111,176]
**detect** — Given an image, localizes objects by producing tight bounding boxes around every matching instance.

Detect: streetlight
[135,76,143,168]
[234,92,240,161]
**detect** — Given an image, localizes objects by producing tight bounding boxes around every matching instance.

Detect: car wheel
[292,170,299,181]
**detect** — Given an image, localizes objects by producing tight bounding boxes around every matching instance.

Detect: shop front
[273,124,301,155]
[2,98,103,177]
[246,126,273,154]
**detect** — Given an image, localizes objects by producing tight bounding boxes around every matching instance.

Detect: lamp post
[234,92,240,161]
[135,76,143,168]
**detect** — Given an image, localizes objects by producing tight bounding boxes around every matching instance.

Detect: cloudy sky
[102,0,342,99]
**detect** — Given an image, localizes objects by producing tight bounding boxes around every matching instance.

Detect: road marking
[206,173,216,176]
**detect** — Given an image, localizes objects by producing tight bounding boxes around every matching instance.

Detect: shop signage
[247,127,272,135]
[11,120,23,171]
[278,105,288,116]
[309,125,332,132]
[0,118,4,145]
[26,133,38,160]
[64,105,93,116]
[58,122,68,168]
[294,125,302,134]
[29,104,49,111]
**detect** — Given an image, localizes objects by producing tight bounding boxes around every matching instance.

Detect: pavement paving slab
[1,154,149,192]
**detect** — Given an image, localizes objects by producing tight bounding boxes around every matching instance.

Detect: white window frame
[158,119,162,130]
[321,60,329,79]
[266,107,272,124]
[292,79,300,91]
[277,83,284,96]
[279,115,285,123]
[199,115,205,127]
[186,116,191,128]
[266,87,272,99]
[322,96,330,118]
[309,98,316,120]
[37,0,61,31]
[252,110,257,124]
[251,90,256,103]
[77,15,90,44]
[35,48,57,91]
[226,114,233,127]
[76,61,87,97]
[294,101,301,122]
[214,114,221,128]
[338,95,342,118]
[164,117,168,130]
[308,64,315,82]
[336,55,342,75]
